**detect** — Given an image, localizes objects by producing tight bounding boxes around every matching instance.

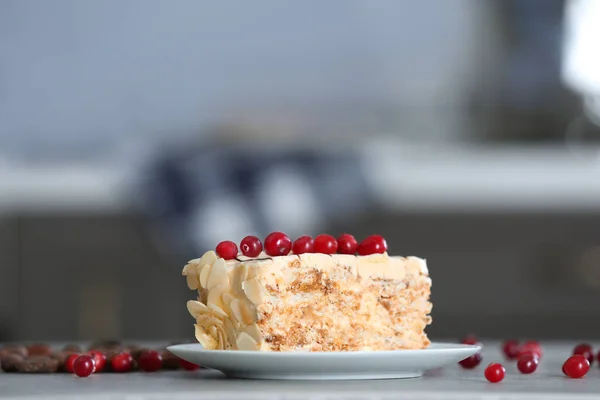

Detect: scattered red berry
[292,236,314,255]
[111,352,133,373]
[64,354,80,373]
[459,353,482,369]
[518,340,542,358]
[461,335,479,345]
[264,232,292,256]
[517,353,539,374]
[357,235,388,255]
[73,355,95,378]
[574,343,592,353]
[563,354,590,379]
[573,343,594,364]
[87,350,107,373]
[502,339,520,360]
[216,241,238,260]
[337,234,358,254]
[484,363,505,383]
[138,350,163,372]
[240,236,262,257]
[314,234,338,254]
[179,358,201,371]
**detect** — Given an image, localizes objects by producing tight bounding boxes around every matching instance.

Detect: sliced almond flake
[195,324,218,350]
[243,324,262,344]
[229,299,244,326]
[236,331,259,351]
[206,284,228,312]
[196,315,222,329]
[186,274,199,290]
[223,319,237,347]
[239,298,258,325]
[241,277,265,305]
[216,327,226,350]
[220,293,234,315]
[208,303,229,318]
[181,263,192,275]
[246,265,258,281]
[199,250,218,266]
[231,264,248,293]
[187,258,201,264]
[186,300,210,318]
[199,264,212,289]
[221,292,235,305]
[207,258,228,290]
[209,325,218,339]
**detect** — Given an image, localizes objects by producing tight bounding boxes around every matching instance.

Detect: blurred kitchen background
[1,0,600,342]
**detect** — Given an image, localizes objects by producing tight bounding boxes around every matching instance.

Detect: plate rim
[167,341,481,357]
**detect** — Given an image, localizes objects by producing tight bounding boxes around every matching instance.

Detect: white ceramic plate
[168,342,480,380]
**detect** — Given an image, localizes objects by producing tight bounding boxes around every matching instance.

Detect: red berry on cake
[484,363,505,383]
[264,232,292,256]
[314,234,338,254]
[215,241,238,260]
[337,233,358,254]
[357,235,388,255]
[292,236,314,255]
[240,236,262,257]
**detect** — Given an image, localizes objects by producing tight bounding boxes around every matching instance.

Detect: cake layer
[182,252,432,351]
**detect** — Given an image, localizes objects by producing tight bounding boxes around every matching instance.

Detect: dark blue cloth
[137,141,374,259]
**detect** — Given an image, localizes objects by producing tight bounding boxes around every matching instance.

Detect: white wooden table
[1,342,599,399]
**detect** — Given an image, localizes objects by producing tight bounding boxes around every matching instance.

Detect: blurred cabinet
[0,218,18,339]
[3,211,600,341]
[333,212,600,339]
[3,214,188,342]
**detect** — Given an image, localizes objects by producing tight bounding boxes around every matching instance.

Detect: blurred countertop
[1,342,599,399]
[0,163,130,213]
[1,142,600,214]
[364,142,600,213]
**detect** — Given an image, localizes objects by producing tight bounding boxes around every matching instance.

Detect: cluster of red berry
[459,336,594,382]
[215,232,388,260]
[69,349,199,378]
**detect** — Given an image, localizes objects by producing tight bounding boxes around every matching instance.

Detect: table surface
[1,342,600,400]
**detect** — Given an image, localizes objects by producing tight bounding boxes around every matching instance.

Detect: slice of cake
[181,233,432,352]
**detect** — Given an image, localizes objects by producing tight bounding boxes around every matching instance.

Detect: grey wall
[0,0,490,154]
